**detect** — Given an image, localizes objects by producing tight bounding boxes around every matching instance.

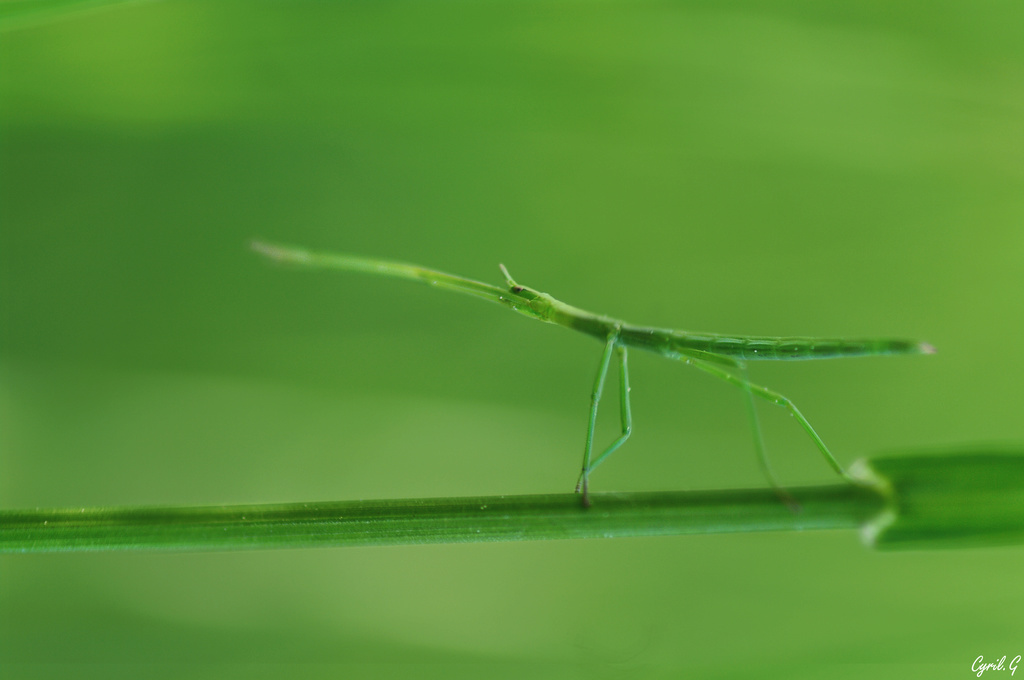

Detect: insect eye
[511,285,524,294]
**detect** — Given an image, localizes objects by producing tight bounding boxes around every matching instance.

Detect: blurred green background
[1,0,1022,676]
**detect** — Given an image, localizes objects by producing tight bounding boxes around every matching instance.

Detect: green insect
[252,241,934,506]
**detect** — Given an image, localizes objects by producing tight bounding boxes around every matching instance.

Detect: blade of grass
[0,484,882,554]
[854,450,1024,550]
[5,451,1023,553]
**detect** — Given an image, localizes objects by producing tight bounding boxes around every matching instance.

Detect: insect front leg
[589,345,632,474]
[575,331,625,507]
[577,345,632,505]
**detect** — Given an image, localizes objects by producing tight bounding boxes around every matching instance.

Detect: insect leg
[583,345,633,477]
[738,362,800,510]
[575,332,619,506]
[680,354,849,480]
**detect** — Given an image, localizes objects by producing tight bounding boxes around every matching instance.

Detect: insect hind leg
[737,362,801,511]
[678,352,851,491]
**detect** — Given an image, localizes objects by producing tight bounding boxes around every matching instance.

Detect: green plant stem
[6,451,1023,553]
[0,485,883,554]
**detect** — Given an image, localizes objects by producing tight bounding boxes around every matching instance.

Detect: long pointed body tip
[251,240,310,264]
[250,240,279,258]
[919,342,937,355]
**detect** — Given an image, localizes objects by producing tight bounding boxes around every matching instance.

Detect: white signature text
[974,656,1021,677]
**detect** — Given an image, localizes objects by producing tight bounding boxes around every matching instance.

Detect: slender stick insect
[252,241,934,506]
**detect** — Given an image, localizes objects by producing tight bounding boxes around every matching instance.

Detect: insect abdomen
[668,335,932,360]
